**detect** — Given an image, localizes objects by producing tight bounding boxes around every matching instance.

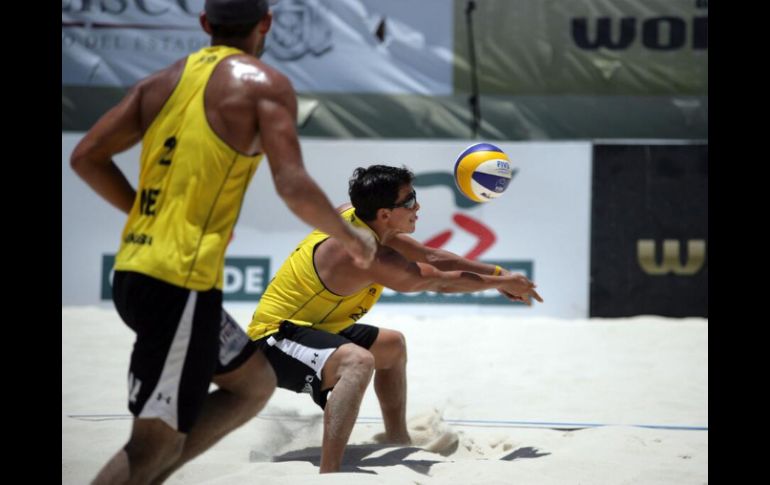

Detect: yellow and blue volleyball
[453,143,513,203]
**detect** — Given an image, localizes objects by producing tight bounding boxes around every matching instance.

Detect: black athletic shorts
[113,271,254,433]
[255,321,379,409]
[217,310,257,375]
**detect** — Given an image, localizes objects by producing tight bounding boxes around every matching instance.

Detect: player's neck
[370,221,399,244]
[211,39,252,53]
[210,29,260,55]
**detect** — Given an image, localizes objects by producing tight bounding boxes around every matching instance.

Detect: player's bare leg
[368,328,410,444]
[319,343,375,473]
[151,352,277,483]
[92,418,184,485]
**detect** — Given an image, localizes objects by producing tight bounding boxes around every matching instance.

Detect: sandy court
[62,305,707,484]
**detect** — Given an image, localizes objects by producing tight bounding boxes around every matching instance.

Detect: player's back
[115,46,266,291]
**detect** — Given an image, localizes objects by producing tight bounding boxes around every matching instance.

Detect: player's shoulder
[223,55,292,91]
[222,57,295,111]
[136,57,186,94]
[336,203,354,214]
[317,234,358,269]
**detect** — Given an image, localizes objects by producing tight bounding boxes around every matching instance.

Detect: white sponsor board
[62,0,453,94]
[62,135,591,317]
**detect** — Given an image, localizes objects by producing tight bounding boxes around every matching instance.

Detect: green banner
[101,255,270,302]
[454,0,707,95]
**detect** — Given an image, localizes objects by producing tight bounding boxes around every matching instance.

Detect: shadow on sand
[271,443,550,475]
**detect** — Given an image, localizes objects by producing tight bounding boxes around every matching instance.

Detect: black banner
[590,144,708,317]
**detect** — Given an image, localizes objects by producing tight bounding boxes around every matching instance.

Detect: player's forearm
[430,271,501,293]
[427,249,499,275]
[401,264,535,298]
[410,265,501,293]
[71,158,136,214]
[388,236,498,275]
[428,251,496,275]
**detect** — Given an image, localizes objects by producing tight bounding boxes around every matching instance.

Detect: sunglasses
[391,190,417,210]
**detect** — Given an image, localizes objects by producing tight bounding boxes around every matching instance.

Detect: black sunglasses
[391,190,417,209]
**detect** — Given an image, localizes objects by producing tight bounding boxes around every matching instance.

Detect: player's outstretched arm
[388,233,499,274]
[387,234,542,302]
[362,246,542,303]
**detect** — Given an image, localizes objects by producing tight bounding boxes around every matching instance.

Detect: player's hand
[496,267,525,301]
[496,267,514,301]
[498,288,527,303]
[499,272,543,305]
[344,226,377,269]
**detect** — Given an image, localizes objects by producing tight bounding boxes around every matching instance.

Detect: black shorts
[256,321,379,409]
[217,310,257,375]
[113,271,254,433]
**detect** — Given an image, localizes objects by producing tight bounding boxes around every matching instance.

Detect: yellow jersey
[248,208,383,340]
[114,46,263,291]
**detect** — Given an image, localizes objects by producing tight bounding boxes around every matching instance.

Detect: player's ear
[258,11,272,35]
[376,207,391,222]
[200,12,213,35]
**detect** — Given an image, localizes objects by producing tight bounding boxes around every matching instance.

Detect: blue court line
[356,416,708,431]
[67,413,707,431]
[67,414,133,421]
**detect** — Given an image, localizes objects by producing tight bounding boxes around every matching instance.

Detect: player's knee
[392,331,407,362]
[323,344,375,390]
[341,345,375,378]
[380,330,407,365]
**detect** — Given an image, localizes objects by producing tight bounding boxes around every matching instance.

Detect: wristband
[493,265,503,276]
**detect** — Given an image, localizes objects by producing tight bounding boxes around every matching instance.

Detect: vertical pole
[465,1,481,139]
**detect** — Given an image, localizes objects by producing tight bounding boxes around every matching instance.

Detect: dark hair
[206,0,268,38]
[209,22,260,38]
[348,165,415,221]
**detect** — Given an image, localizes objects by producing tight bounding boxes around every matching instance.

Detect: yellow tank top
[248,208,383,340]
[114,46,263,291]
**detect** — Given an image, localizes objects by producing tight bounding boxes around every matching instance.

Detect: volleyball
[453,143,513,203]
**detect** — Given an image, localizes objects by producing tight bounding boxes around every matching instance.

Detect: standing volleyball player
[70,0,375,482]
[247,164,542,473]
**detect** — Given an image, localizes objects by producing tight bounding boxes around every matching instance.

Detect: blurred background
[61,0,708,319]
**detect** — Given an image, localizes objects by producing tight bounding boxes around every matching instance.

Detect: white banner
[62,0,453,94]
[63,135,591,317]
[236,139,593,317]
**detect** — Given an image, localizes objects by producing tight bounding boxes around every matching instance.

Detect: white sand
[62,306,708,484]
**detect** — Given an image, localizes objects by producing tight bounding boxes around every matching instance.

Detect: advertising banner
[63,136,592,317]
[63,1,707,139]
[63,0,706,95]
[589,143,708,317]
[454,0,707,95]
[62,0,454,94]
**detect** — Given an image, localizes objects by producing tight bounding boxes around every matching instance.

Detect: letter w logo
[572,17,636,50]
[637,239,706,275]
